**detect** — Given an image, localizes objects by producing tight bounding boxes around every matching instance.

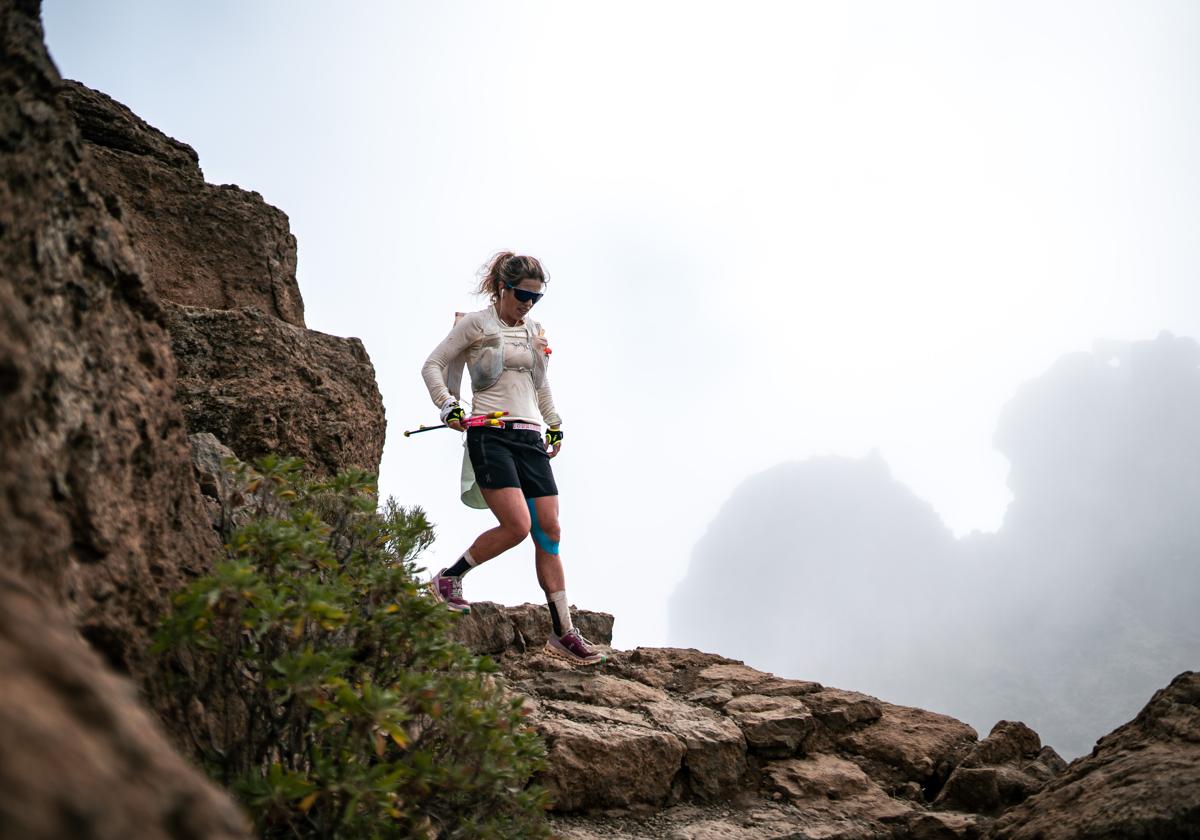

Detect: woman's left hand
[546,428,563,458]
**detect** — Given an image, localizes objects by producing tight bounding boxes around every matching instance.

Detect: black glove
[546,427,563,448]
[440,402,466,425]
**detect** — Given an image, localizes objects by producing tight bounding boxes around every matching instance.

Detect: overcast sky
[44,1,1200,650]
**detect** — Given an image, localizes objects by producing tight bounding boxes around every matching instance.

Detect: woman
[420,251,604,666]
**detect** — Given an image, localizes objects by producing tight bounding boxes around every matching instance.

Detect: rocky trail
[450,604,1200,839]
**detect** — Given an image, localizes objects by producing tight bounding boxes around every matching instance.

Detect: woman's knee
[529,503,561,548]
[498,516,531,546]
[537,516,561,544]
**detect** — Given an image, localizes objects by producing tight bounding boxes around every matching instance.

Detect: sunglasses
[505,281,544,305]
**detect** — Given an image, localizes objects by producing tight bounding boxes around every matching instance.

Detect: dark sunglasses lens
[514,288,542,304]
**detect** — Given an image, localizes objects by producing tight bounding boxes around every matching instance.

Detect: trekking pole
[403,411,508,437]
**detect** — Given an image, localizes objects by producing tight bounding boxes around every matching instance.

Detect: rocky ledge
[60,79,385,479]
[450,604,1120,839]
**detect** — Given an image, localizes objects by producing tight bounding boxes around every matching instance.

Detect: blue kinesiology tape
[527,498,560,555]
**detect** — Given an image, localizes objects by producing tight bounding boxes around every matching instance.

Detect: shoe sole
[426,579,470,614]
[542,639,605,666]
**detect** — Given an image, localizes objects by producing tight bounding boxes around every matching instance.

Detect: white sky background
[44,1,1200,650]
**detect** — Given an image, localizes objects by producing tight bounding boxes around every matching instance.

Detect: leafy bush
[155,456,549,839]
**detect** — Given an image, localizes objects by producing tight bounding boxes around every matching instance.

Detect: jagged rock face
[0,0,220,683]
[59,81,384,477]
[993,671,1200,839]
[165,303,385,475]
[59,81,305,328]
[2,2,268,834]
[0,572,250,839]
[452,605,1001,838]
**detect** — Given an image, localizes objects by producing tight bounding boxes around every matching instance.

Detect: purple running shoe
[428,570,470,614]
[544,627,606,665]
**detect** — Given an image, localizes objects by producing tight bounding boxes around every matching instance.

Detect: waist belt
[510,422,541,432]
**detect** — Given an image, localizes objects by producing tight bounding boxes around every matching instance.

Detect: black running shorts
[466,424,558,498]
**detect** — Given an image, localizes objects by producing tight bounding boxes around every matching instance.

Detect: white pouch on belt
[460,441,488,509]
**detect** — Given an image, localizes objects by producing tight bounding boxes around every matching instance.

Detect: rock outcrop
[165,304,385,477]
[452,605,1021,838]
[1,0,221,685]
[59,81,305,328]
[934,720,1066,816]
[0,572,248,839]
[993,671,1200,839]
[454,607,1200,838]
[2,1,386,834]
[59,79,385,477]
[1,1,249,834]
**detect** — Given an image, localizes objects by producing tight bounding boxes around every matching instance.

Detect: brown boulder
[503,601,615,650]
[449,600,614,656]
[933,720,1065,814]
[605,647,812,702]
[763,754,876,801]
[643,699,748,799]
[538,698,649,728]
[60,81,305,327]
[760,756,914,838]
[722,694,817,756]
[446,600,520,655]
[0,571,250,839]
[164,303,385,475]
[534,715,686,811]
[992,671,1200,839]
[531,670,671,708]
[838,700,978,796]
[805,687,885,738]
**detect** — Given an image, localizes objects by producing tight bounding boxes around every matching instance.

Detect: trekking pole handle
[403,424,446,437]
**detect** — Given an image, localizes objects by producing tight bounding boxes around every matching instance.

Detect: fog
[43,2,1199,748]
[671,333,1200,758]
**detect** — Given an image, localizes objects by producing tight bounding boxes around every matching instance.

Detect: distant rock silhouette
[670,332,1200,759]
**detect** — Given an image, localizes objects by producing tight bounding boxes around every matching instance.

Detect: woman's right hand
[441,401,467,431]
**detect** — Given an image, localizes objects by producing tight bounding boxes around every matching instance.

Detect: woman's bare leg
[430,487,533,614]
[471,486,531,562]
[530,495,564,594]
[531,495,604,663]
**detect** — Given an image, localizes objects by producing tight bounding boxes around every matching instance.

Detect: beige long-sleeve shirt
[421,306,562,427]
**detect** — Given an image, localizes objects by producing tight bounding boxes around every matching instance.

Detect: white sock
[548,590,573,636]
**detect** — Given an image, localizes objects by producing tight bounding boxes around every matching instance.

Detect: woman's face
[497,277,546,323]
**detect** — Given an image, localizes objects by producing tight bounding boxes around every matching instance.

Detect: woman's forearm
[537,380,562,428]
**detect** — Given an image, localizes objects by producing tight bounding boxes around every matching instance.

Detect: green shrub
[155,456,550,839]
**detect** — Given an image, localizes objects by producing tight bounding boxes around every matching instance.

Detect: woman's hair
[475,251,548,302]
